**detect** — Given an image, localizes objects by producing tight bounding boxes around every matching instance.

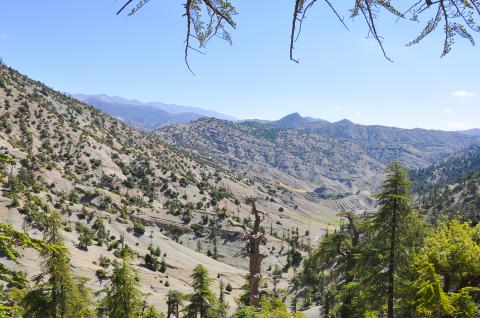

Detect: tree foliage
[301,162,430,317]
[0,223,48,317]
[410,220,480,317]
[99,254,144,318]
[232,296,305,318]
[184,264,217,318]
[117,0,480,68]
[21,210,96,318]
[166,290,184,318]
[372,161,418,318]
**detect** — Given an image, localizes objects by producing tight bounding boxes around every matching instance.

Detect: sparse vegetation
[1,64,480,317]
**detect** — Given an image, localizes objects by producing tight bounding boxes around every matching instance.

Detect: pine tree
[217,280,228,318]
[22,210,95,318]
[0,222,46,317]
[166,290,183,318]
[99,249,143,318]
[272,265,282,297]
[159,256,167,273]
[336,211,360,318]
[232,295,306,318]
[143,305,165,318]
[218,280,225,304]
[212,236,218,260]
[298,163,432,317]
[373,162,415,318]
[185,264,217,318]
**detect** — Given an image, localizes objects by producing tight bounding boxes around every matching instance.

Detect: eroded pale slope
[0,65,341,311]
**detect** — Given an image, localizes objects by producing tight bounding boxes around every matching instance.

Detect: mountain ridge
[411,144,480,223]
[248,112,480,135]
[157,116,480,197]
[73,94,236,131]
[2,64,480,317]
[0,65,346,312]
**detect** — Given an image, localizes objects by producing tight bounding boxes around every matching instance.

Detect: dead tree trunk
[230,198,267,308]
[246,198,266,307]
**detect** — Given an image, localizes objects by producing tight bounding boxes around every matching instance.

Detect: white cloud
[447,122,472,130]
[444,108,453,115]
[451,90,476,97]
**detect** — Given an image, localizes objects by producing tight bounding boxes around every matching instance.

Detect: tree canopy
[99,249,145,318]
[410,220,480,317]
[117,0,480,70]
[21,211,95,318]
[0,223,48,317]
[184,264,217,318]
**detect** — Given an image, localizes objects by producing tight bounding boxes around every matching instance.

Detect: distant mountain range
[71,96,480,137]
[250,112,480,141]
[2,65,480,314]
[72,94,236,131]
[460,128,480,136]
[157,113,480,196]
[261,113,478,146]
[264,112,329,128]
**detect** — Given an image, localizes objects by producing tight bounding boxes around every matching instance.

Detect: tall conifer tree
[185,264,217,318]
[373,162,414,318]
[22,210,95,318]
[99,249,143,318]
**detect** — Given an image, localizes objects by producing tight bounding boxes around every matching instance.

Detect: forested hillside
[298,163,480,317]
[0,64,329,316]
[1,64,480,317]
[411,145,480,223]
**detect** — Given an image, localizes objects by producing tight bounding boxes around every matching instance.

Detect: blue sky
[0,1,478,130]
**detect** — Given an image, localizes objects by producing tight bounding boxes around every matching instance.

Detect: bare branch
[228,219,248,233]
[290,0,348,62]
[324,0,349,30]
[184,0,195,75]
[359,0,394,62]
[408,0,479,56]
[204,0,237,28]
[116,0,480,67]
[117,0,135,15]
[290,0,303,63]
